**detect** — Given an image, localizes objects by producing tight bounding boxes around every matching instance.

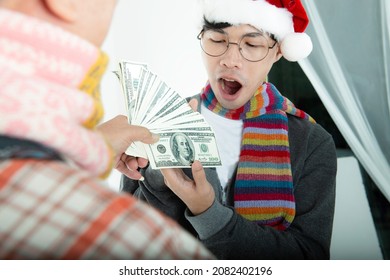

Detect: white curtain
[300,0,390,202]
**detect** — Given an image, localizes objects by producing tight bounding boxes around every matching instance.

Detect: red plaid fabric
[0,159,214,259]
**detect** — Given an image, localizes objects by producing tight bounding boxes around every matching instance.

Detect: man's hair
[202,16,278,42]
[202,16,232,30]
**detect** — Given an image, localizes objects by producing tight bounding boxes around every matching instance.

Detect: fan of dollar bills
[116,61,222,169]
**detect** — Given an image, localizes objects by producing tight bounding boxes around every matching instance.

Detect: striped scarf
[201,82,314,230]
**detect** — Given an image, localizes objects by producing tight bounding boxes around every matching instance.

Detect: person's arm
[162,120,337,259]
[200,134,335,259]
[0,162,214,259]
[121,167,188,221]
[98,115,190,225]
[120,165,224,235]
[119,98,211,233]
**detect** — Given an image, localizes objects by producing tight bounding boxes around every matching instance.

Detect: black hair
[202,16,232,30]
[201,16,278,42]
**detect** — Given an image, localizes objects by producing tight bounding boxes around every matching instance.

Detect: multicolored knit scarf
[201,82,314,230]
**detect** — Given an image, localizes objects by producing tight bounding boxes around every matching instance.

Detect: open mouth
[221,78,242,96]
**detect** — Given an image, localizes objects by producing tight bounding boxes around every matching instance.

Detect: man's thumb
[129,125,159,144]
[191,160,207,185]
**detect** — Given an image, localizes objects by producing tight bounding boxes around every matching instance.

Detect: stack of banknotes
[116,61,222,169]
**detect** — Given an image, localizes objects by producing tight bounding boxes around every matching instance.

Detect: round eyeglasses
[197,29,278,62]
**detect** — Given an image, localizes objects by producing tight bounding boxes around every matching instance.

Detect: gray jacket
[121,97,337,260]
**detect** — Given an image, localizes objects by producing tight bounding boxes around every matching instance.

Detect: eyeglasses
[197,29,278,62]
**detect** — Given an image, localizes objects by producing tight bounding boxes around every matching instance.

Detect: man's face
[175,135,190,159]
[0,0,118,47]
[202,24,281,110]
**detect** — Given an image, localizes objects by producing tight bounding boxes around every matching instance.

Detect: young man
[121,0,337,259]
[0,0,213,259]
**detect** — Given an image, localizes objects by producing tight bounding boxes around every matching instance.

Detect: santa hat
[199,0,313,62]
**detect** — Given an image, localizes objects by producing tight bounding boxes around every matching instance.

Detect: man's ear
[274,46,283,62]
[44,0,78,22]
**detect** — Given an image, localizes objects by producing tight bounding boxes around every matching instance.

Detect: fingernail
[152,133,160,142]
[139,176,145,181]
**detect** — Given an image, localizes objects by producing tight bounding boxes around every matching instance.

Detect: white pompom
[280,33,313,62]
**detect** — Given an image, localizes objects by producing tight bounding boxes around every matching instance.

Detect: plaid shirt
[0,159,214,259]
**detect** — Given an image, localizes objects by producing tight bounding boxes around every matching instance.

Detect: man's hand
[97,115,159,180]
[159,98,215,215]
[161,160,215,215]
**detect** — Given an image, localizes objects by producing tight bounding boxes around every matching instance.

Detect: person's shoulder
[287,115,337,175]
[287,114,333,142]
[287,114,336,161]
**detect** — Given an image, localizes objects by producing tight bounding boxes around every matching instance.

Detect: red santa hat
[199,0,313,62]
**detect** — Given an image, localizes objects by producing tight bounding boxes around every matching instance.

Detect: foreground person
[0,0,214,259]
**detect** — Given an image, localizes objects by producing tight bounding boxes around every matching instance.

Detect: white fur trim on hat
[199,0,293,41]
[280,32,313,62]
[199,0,312,61]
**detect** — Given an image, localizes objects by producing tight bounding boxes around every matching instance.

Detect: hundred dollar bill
[116,60,221,169]
[119,60,148,93]
[117,61,148,122]
[126,141,148,159]
[145,131,221,169]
